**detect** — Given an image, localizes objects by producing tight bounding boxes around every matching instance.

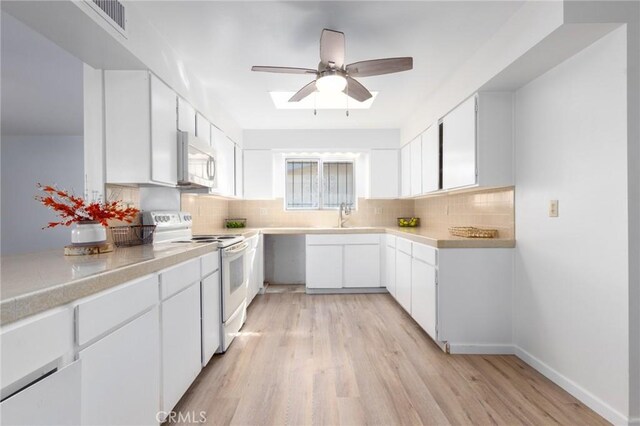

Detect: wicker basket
[110,225,156,247]
[449,226,498,239]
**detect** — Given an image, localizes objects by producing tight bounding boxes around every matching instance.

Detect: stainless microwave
[177,131,217,189]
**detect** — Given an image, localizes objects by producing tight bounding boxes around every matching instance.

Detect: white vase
[71,221,107,246]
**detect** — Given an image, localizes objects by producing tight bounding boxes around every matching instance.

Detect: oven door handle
[222,242,249,256]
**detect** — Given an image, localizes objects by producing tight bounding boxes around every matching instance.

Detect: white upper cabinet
[368,149,399,199]
[442,92,514,190]
[400,143,411,197]
[177,97,196,134]
[196,113,211,144]
[410,136,422,196]
[421,124,440,193]
[442,95,477,190]
[150,76,178,186]
[105,71,177,186]
[243,150,274,200]
[234,144,243,198]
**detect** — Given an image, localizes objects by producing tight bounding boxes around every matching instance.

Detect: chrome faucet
[339,203,352,228]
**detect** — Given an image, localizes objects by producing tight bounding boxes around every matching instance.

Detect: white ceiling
[134,1,524,130]
[1,11,83,136]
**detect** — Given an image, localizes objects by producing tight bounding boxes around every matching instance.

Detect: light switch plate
[549,200,559,217]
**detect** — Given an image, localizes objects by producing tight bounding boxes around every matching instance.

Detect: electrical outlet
[259,208,268,216]
[374,207,383,215]
[549,200,559,217]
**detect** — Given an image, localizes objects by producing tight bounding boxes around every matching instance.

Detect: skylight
[269,91,377,110]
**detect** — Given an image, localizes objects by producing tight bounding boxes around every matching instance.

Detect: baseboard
[515,346,630,425]
[305,287,389,295]
[447,343,515,355]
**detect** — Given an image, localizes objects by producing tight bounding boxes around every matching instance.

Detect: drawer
[413,242,437,266]
[396,237,412,255]
[76,274,158,346]
[386,234,397,248]
[306,233,381,245]
[201,252,219,277]
[160,258,200,300]
[1,308,73,391]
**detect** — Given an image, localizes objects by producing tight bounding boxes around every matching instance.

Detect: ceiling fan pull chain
[314,92,317,116]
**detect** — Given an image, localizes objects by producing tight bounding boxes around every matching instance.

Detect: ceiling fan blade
[344,77,372,102]
[251,66,318,75]
[289,80,318,102]
[320,29,345,68]
[346,57,413,77]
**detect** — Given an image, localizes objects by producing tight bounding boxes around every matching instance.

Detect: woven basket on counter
[449,226,498,239]
[110,225,156,247]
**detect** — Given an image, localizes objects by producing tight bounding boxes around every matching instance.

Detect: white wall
[243,129,399,151]
[400,1,564,145]
[514,27,629,423]
[1,135,84,254]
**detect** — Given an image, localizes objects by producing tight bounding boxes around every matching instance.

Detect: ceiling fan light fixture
[315,73,347,93]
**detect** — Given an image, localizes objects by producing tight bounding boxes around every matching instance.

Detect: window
[285,159,355,210]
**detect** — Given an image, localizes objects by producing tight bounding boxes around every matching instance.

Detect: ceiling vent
[84,0,127,37]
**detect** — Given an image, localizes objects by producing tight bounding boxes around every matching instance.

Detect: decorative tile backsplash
[413,187,515,239]
[180,186,514,239]
[227,198,415,228]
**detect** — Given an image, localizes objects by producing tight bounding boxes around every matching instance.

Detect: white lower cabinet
[246,234,264,303]
[411,258,437,340]
[1,360,81,426]
[76,274,161,426]
[160,283,202,415]
[385,245,396,297]
[201,271,221,366]
[344,244,380,288]
[79,308,160,426]
[306,245,343,289]
[306,234,383,290]
[395,247,412,312]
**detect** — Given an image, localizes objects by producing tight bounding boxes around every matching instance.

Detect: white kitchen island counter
[1,242,218,325]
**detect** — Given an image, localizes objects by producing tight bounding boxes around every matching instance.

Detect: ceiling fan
[251,29,413,103]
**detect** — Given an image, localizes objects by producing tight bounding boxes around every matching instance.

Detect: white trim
[515,346,630,426]
[447,343,515,355]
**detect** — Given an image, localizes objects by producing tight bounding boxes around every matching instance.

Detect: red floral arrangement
[35,184,139,228]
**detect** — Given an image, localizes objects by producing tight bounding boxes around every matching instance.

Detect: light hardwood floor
[169,290,608,426]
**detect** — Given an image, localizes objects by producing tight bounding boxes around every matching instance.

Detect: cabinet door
[400,143,411,197]
[216,136,236,197]
[235,144,243,198]
[244,150,273,199]
[150,75,178,185]
[80,307,160,426]
[422,124,440,193]
[202,271,220,366]
[442,95,477,189]
[411,259,437,340]
[410,136,422,196]
[386,245,396,297]
[196,113,211,143]
[369,149,399,198]
[246,247,257,304]
[161,284,201,413]
[395,250,412,313]
[177,98,196,134]
[344,244,380,288]
[306,245,343,289]
[1,361,81,426]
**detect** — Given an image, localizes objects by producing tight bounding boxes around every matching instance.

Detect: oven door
[221,242,249,322]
